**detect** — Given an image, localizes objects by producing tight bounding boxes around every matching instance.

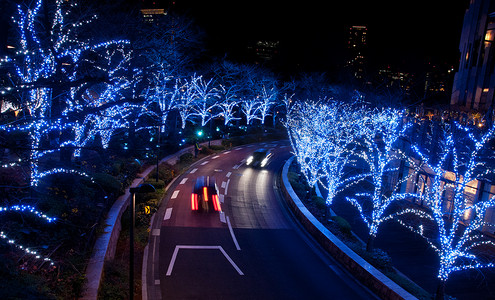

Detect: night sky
[169,0,469,75]
[1,0,469,75]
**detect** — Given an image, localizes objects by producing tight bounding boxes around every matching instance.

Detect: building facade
[346,25,367,80]
[451,0,495,116]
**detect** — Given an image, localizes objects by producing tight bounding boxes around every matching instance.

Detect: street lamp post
[156,126,161,182]
[129,183,155,299]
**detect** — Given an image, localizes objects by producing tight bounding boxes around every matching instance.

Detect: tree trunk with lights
[435,280,445,300]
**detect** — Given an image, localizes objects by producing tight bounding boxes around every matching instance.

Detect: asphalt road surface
[144,141,377,300]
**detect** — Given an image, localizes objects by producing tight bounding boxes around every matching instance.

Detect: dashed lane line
[225,179,230,195]
[164,208,173,220]
[171,190,180,199]
[179,178,188,184]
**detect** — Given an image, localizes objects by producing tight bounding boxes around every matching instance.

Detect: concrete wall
[281,156,417,300]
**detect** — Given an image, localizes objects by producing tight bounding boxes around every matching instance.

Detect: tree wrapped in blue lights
[191,75,220,127]
[175,76,200,129]
[397,122,495,299]
[286,100,369,206]
[0,0,133,186]
[344,108,420,251]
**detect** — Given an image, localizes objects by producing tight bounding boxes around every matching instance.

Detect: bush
[179,153,194,164]
[92,173,123,196]
[287,171,300,182]
[311,196,326,211]
[349,242,394,272]
[330,216,352,235]
[368,248,394,271]
[199,146,214,155]
[209,144,225,151]
[158,163,177,184]
[99,260,128,299]
[111,162,122,176]
[144,179,165,191]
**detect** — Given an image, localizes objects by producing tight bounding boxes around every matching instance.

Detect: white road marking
[225,179,230,195]
[219,194,225,203]
[164,208,173,220]
[233,164,241,169]
[219,211,226,223]
[221,181,227,189]
[224,151,231,154]
[171,190,180,199]
[152,229,160,236]
[201,161,209,165]
[179,178,188,184]
[227,216,241,251]
[154,280,160,285]
[190,168,198,174]
[226,171,232,178]
[152,236,158,284]
[166,245,244,276]
[212,155,220,159]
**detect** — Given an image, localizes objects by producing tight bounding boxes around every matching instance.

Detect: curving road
[144,141,376,299]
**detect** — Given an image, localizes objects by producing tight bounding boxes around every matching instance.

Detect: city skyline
[166,0,468,75]
[0,0,469,76]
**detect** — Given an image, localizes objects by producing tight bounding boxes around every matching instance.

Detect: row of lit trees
[286,100,495,299]
[0,0,290,271]
[0,0,287,188]
[142,67,281,133]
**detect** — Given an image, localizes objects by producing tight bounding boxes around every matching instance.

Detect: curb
[281,156,417,300]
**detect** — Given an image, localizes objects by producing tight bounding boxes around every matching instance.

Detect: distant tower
[141,8,166,23]
[451,0,495,116]
[248,40,280,64]
[346,25,367,80]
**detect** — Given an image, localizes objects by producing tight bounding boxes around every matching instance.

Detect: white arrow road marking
[166,245,244,276]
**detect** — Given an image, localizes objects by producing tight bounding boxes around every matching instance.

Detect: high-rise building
[248,40,280,64]
[141,8,167,23]
[346,25,367,80]
[451,0,495,115]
